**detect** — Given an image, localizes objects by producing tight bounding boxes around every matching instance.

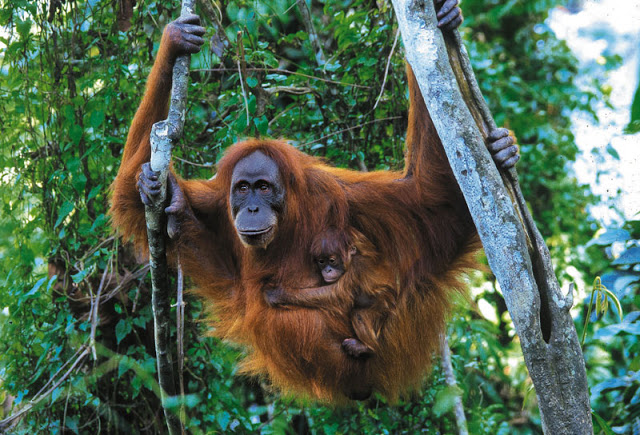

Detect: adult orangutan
[110,1,520,402]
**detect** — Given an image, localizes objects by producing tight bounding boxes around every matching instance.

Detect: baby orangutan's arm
[264,284,342,308]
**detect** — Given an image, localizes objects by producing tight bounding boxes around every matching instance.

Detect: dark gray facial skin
[230,151,285,249]
[317,255,344,283]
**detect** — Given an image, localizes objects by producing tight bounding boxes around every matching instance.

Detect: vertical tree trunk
[144,1,196,434]
[390,0,592,433]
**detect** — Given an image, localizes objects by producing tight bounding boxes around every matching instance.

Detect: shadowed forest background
[0,0,639,433]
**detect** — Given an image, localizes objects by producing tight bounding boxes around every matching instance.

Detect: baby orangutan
[311,227,355,284]
[265,228,397,359]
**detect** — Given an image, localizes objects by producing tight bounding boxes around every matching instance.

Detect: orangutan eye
[258,182,271,193]
[237,182,249,193]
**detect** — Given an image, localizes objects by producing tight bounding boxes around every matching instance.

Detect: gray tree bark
[144,1,195,434]
[389,0,592,433]
[441,335,469,435]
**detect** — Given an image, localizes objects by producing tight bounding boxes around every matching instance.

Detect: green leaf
[217,411,231,430]
[324,62,341,72]
[89,110,105,128]
[89,214,108,233]
[72,173,87,192]
[115,319,132,345]
[87,185,102,201]
[46,275,58,291]
[602,288,623,321]
[605,143,620,160]
[51,386,64,404]
[14,390,28,406]
[254,115,269,136]
[132,312,148,328]
[630,354,640,371]
[246,77,258,88]
[118,356,130,378]
[612,247,640,265]
[71,267,92,284]
[626,72,640,133]
[70,124,83,145]
[25,277,47,297]
[54,201,74,229]
[592,411,615,435]
[16,19,31,39]
[432,385,462,417]
[588,229,630,246]
[65,416,79,434]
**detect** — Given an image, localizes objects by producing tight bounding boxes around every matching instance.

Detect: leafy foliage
[0,0,617,433]
[583,221,640,434]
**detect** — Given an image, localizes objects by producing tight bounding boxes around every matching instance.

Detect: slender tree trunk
[441,335,468,435]
[144,1,195,434]
[390,1,592,433]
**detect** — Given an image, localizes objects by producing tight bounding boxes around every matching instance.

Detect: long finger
[165,203,184,215]
[437,0,459,18]
[180,24,206,37]
[438,7,462,30]
[141,163,158,181]
[488,128,509,141]
[444,14,463,31]
[493,145,519,164]
[138,187,152,207]
[167,215,180,239]
[501,154,520,169]
[138,174,161,191]
[178,41,203,54]
[488,136,515,153]
[182,33,205,46]
[176,14,201,26]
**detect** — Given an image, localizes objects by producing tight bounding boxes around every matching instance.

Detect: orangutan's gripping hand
[137,163,194,239]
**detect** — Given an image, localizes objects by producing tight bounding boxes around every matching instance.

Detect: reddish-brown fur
[110,29,480,402]
[320,228,398,358]
[270,227,397,359]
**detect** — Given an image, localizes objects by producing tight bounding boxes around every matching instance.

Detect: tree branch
[389,1,591,433]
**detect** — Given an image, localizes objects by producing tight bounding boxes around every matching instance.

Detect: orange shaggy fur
[110,33,480,402]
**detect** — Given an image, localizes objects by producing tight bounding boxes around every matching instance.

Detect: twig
[100,264,150,304]
[62,386,71,434]
[196,0,230,55]
[173,155,215,168]
[441,335,468,435]
[372,29,400,112]
[176,259,186,429]
[32,345,86,399]
[90,256,112,360]
[79,236,115,263]
[236,31,250,129]
[0,346,90,432]
[302,116,402,146]
[192,67,372,89]
[64,264,149,307]
[296,0,326,66]
[264,85,314,95]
